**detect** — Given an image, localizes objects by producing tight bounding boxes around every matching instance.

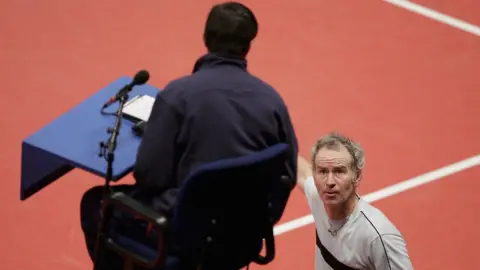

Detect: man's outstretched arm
[296,155,312,193]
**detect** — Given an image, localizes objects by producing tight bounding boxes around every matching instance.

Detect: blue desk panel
[21,76,160,200]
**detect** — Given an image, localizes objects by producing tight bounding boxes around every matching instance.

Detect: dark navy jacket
[133,53,298,213]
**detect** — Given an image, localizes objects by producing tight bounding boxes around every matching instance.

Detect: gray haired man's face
[313,145,358,207]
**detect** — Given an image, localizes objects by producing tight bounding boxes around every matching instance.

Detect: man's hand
[296,155,312,193]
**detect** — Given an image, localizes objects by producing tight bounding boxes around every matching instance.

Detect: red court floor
[1,0,479,269]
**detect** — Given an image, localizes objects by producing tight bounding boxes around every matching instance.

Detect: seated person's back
[132,2,298,214]
[171,53,296,184]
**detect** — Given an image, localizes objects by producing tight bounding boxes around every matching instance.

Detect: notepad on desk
[122,94,156,122]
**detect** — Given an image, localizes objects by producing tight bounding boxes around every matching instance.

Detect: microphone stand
[93,92,130,269]
[100,93,128,190]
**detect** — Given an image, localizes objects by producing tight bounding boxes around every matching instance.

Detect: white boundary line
[384,0,480,37]
[274,155,480,236]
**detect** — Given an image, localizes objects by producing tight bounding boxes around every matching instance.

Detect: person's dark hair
[203,2,258,58]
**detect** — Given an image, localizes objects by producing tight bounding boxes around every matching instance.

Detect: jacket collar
[192,53,247,73]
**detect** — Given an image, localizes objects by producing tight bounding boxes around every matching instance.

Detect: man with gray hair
[296,132,414,269]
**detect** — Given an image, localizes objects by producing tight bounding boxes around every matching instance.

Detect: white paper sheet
[122,95,156,122]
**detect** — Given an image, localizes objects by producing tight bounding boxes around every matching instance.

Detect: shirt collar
[192,52,247,73]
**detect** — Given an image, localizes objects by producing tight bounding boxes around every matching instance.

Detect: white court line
[384,0,480,37]
[274,155,480,236]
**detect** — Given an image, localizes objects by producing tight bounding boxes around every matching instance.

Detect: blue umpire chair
[95,143,293,270]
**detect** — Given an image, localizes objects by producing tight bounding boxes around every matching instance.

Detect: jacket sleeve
[278,107,299,190]
[133,89,181,190]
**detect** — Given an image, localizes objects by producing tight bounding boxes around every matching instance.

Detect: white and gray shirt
[304,176,414,270]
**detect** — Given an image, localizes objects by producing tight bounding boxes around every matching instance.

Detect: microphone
[102,70,150,108]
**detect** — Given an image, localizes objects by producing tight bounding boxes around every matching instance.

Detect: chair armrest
[104,192,168,228]
[101,192,169,269]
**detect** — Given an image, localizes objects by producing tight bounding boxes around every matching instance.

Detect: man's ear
[353,171,362,187]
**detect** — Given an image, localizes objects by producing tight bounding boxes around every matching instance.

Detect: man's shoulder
[357,199,403,238]
[247,73,285,99]
[358,201,413,269]
[178,72,285,103]
[155,75,193,103]
[246,72,276,89]
[162,75,192,93]
[157,71,291,121]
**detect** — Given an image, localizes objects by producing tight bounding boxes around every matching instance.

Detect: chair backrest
[170,143,291,269]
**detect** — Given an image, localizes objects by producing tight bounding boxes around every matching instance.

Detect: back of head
[203,2,258,58]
